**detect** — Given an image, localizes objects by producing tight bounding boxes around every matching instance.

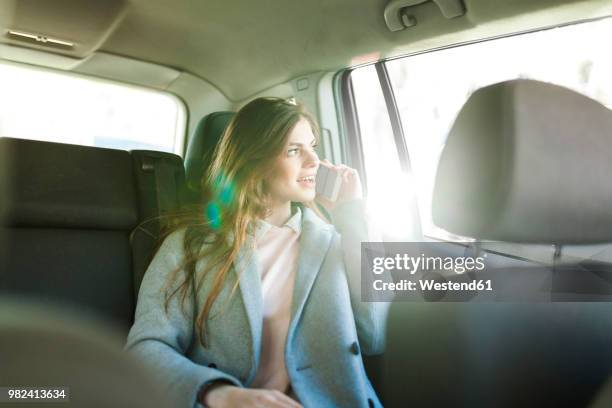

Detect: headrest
[0,298,172,408]
[1,137,138,230]
[432,79,612,244]
[184,111,235,192]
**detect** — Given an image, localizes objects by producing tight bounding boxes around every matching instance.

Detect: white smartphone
[315,165,343,202]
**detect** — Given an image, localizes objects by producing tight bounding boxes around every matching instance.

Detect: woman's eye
[287,148,300,156]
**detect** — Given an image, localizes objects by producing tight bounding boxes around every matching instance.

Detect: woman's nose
[304,149,319,169]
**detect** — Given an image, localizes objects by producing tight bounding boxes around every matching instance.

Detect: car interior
[1,0,612,407]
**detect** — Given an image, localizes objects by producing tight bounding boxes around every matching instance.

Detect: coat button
[208,363,217,369]
[350,341,360,355]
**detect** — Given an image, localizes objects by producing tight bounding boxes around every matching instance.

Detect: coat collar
[252,204,302,240]
[235,204,334,384]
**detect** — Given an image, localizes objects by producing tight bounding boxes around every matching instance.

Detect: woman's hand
[315,159,363,213]
[202,384,303,408]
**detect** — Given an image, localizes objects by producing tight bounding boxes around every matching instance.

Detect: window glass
[349,66,419,240]
[381,18,612,240]
[0,62,186,154]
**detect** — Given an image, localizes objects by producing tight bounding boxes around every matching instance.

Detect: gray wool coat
[125,200,390,408]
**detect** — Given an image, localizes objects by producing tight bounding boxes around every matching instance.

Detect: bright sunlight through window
[0,62,185,154]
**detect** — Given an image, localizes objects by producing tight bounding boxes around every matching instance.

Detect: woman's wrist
[199,381,234,407]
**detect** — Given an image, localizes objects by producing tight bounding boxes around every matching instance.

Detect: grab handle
[384,0,466,31]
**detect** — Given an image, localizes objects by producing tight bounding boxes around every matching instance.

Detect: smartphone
[315,165,342,202]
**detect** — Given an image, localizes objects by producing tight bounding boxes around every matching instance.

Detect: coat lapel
[288,208,334,336]
[234,207,333,383]
[234,235,263,385]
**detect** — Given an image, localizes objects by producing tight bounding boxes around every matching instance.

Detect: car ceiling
[1,0,611,102]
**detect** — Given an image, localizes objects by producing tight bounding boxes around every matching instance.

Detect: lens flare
[204,172,236,229]
[206,202,222,230]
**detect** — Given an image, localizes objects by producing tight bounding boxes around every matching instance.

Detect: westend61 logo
[371,253,490,293]
[361,242,612,302]
[361,242,499,302]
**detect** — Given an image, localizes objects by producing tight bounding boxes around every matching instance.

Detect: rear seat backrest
[0,137,138,331]
[184,111,235,202]
[131,149,186,297]
[0,138,186,333]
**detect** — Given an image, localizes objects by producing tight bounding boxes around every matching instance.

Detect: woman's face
[264,117,320,205]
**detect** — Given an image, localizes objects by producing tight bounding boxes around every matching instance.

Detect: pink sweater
[249,207,302,395]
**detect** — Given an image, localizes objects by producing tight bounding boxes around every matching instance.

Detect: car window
[350,17,612,241]
[0,62,186,155]
[350,65,419,240]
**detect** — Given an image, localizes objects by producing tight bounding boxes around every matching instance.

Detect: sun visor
[432,79,612,244]
[0,0,127,59]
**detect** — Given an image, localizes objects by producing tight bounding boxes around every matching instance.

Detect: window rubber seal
[374,61,423,236]
[336,68,369,195]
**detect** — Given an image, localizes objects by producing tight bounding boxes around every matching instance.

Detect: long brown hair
[162,97,322,347]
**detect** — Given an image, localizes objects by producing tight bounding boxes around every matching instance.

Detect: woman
[126,97,389,408]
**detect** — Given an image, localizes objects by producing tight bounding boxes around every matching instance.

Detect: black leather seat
[130,149,186,297]
[0,297,172,408]
[0,138,185,332]
[184,111,235,203]
[384,80,612,407]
